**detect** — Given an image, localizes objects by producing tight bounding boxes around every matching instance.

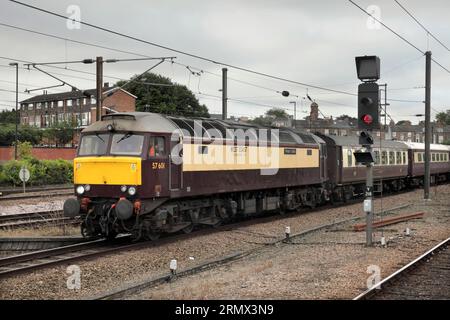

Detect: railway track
[0,184,73,196]
[0,210,78,230]
[0,189,73,202]
[92,204,412,300]
[354,237,450,300]
[0,236,133,278]
[0,236,86,253]
[0,200,410,281]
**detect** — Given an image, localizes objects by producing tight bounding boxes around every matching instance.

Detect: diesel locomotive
[63,112,450,240]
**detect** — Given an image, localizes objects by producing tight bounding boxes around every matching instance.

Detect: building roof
[20,87,136,104]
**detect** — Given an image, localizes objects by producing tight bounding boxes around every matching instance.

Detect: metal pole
[14,63,18,160]
[366,140,373,246]
[424,51,431,200]
[222,68,227,120]
[96,56,103,122]
[290,101,297,128]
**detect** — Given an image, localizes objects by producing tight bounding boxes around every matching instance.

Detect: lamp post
[9,62,18,160]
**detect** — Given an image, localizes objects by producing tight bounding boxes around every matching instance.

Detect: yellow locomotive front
[63,125,148,238]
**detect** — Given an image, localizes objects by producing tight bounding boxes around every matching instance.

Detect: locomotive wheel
[182,223,194,234]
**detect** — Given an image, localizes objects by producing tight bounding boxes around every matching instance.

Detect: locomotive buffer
[354,56,381,246]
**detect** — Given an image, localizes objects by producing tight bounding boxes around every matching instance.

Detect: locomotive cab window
[78,134,109,156]
[149,137,166,157]
[110,133,144,156]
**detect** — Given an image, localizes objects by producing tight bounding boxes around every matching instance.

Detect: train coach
[64,112,329,240]
[63,112,450,240]
[405,142,450,186]
[316,134,410,201]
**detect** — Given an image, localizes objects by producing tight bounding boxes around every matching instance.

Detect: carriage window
[347,149,353,167]
[418,153,422,162]
[374,150,380,165]
[440,153,444,161]
[389,151,395,165]
[403,152,407,164]
[110,133,144,156]
[396,152,402,164]
[381,151,387,165]
[79,134,109,156]
[148,137,165,157]
[432,153,436,162]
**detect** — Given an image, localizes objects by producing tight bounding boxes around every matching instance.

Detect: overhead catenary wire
[8,0,362,97]
[393,0,450,53]
[0,21,430,109]
[347,0,450,75]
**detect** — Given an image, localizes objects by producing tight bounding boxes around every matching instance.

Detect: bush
[0,157,73,186]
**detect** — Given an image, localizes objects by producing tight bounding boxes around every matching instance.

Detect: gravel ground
[0,185,448,300]
[0,195,70,215]
[0,195,77,237]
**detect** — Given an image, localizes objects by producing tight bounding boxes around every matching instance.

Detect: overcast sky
[1,0,449,123]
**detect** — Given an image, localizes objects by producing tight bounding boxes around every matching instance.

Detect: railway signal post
[354,56,381,246]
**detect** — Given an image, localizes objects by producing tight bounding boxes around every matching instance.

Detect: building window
[392,132,397,138]
[67,99,72,107]
[28,103,34,110]
[83,98,87,105]
[36,102,42,109]
[35,116,41,127]
[400,134,404,140]
[324,129,329,135]
[81,112,90,126]
[91,97,96,104]
[58,100,63,107]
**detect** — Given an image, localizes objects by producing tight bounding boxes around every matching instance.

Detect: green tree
[44,121,75,146]
[249,108,288,126]
[436,110,450,125]
[17,141,32,159]
[116,72,209,117]
[0,124,42,146]
[0,109,17,124]
[266,108,289,119]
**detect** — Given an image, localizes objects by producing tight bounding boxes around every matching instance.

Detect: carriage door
[319,143,327,182]
[169,135,182,190]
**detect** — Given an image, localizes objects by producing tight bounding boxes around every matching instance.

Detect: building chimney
[310,102,319,122]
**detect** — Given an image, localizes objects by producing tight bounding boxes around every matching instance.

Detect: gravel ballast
[0,185,448,300]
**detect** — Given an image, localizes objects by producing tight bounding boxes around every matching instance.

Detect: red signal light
[362,114,373,125]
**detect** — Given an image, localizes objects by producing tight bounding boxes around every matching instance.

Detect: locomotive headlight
[120,185,127,193]
[84,184,91,192]
[128,186,136,196]
[76,185,85,195]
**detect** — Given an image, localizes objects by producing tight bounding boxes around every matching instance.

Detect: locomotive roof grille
[101,114,136,121]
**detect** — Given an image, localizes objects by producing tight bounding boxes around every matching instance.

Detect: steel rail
[354,236,450,300]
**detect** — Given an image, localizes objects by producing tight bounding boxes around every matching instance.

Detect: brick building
[19,84,136,145]
[19,83,136,129]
